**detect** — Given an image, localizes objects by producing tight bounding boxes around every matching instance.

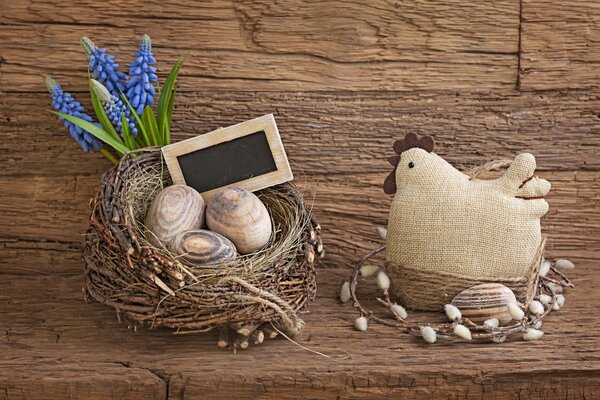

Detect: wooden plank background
[1,1,599,399]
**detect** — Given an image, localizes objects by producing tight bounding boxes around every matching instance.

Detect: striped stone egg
[451,283,517,324]
[206,187,272,254]
[144,185,205,248]
[171,230,237,266]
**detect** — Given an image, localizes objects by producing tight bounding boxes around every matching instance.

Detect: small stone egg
[144,185,205,247]
[171,229,237,266]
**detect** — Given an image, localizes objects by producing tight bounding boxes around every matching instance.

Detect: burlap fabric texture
[384,133,551,310]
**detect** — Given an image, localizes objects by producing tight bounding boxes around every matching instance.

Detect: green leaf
[100,148,119,165]
[142,106,160,146]
[120,92,152,148]
[157,54,186,145]
[132,133,144,148]
[51,111,130,155]
[164,87,176,145]
[121,114,135,150]
[89,79,122,145]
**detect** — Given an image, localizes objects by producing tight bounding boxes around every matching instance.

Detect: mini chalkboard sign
[162,114,293,200]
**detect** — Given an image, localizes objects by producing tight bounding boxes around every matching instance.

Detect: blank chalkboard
[177,130,277,193]
[161,114,293,200]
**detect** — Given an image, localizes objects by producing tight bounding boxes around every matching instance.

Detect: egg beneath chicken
[451,283,517,324]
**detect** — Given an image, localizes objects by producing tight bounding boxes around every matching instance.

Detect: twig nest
[84,150,321,340]
[206,187,272,254]
[451,283,517,324]
[171,229,237,266]
[144,185,205,247]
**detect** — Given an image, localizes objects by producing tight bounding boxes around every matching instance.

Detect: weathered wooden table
[1,1,599,398]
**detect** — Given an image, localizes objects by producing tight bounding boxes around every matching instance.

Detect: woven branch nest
[83,148,322,335]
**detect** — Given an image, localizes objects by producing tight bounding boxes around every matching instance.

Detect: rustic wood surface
[1,0,599,399]
[521,0,600,90]
[0,0,519,92]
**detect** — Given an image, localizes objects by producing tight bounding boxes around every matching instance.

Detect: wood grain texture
[520,0,600,90]
[0,362,166,400]
[0,0,519,92]
[0,265,598,399]
[3,90,600,177]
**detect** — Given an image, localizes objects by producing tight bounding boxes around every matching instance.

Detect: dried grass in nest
[83,148,322,338]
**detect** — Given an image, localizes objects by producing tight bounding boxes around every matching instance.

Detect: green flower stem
[100,148,119,165]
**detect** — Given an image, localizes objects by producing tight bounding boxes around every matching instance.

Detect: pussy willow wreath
[342,136,574,344]
[341,232,574,344]
[83,148,323,350]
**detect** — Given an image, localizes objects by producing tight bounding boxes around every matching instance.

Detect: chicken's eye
[408,161,415,169]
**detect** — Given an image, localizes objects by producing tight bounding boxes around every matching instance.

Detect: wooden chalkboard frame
[161,114,293,200]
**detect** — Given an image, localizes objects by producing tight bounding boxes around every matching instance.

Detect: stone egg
[206,187,272,254]
[144,185,205,247]
[451,283,517,324]
[171,229,237,266]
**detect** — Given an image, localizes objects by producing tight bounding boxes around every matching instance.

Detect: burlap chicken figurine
[383,133,550,310]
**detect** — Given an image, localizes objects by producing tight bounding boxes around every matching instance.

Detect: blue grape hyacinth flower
[46,77,102,152]
[126,34,158,115]
[81,36,128,98]
[91,79,138,136]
